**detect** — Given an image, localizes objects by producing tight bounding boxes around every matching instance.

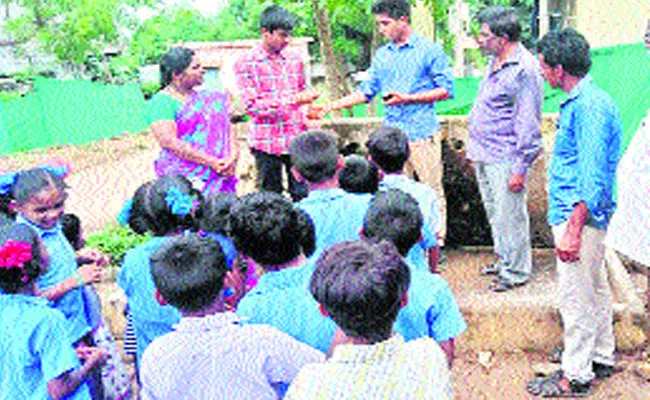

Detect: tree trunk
[311,0,351,117]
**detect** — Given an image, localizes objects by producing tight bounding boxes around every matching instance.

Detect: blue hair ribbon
[0,172,18,196]
[165,187,193,216]
[116,199,133,226]
[0,164,70,196]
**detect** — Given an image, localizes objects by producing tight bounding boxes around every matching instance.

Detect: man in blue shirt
[527,29,621,398]
[318,0,453,247]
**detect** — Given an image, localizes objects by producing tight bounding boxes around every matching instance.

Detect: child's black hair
[260,5,297,32]
[11,168,67,205]
[310,239,410,344]
[339,155,379,194]
[290,130,340,184]
[229,192,315,268]
[0,194,15,221]
[363,189,422,256]
[61,213,83,251]
[150,233,228,313]
[195,193,238,235]
[0,223,45,294]
[128,175,198,237]
[365,126,410,174]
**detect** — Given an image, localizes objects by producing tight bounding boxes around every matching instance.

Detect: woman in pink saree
[147,47,238,194]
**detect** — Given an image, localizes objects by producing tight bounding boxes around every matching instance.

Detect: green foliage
[85,223,150,266]
[127,8,218,65]
[7,0,124,63]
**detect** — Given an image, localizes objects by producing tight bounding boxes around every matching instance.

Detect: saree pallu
[154,91,237,194]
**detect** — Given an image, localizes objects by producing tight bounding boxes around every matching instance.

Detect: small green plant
[86,223,150,267]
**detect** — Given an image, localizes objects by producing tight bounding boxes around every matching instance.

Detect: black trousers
[251,148,308,202]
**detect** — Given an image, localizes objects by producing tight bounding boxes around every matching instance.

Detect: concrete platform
[444,248,648,354]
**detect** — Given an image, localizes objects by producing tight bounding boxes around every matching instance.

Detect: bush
[86,223,150,267]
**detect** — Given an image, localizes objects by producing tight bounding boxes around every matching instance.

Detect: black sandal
[526,372,592,397]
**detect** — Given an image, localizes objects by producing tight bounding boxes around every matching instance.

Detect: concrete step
[445,248,648,354]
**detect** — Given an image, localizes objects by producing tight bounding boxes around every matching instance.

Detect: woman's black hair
[128,175,199,237]
[160,47,195,88]
[194,193,239,235]
[0,223,45,294]
[229,192,315,268]
[11,168,66,205]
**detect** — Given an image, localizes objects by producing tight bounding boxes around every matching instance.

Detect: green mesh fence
[1,43,647,156]
[0,77,148,156]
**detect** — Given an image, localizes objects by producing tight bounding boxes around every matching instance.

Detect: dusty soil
[3,134,649,399]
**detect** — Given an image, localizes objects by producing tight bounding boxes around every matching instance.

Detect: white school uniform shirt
[605,111,650,266]
[139,312,324,400]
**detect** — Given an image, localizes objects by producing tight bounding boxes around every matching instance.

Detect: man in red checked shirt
[234,5,319,201]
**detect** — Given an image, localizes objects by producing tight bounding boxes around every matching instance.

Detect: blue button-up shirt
[0,294,90,400]
[380,174,439,270]
[16,215,92,343]
[548,76,621,228]
[297,189,371,259]
[361,33,454,141]
[467,43,543,176]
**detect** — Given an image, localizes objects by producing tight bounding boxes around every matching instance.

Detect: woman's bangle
[73,273,85,288]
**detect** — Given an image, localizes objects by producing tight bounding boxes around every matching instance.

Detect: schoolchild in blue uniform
[366,126,441,272]
[116,174,198,371]
[0,222,105,399]
[362,189,466,366]
[232,192,338,353]
[290,130,372,260]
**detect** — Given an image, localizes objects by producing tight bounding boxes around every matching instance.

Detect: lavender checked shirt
[467,44,543,176]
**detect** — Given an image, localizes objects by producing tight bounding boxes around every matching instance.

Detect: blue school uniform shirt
[396,259,466,342]
[548,75,622,229]
[361,33,454,141]
[16,215,92,343]
[380,174,439,270]
[0,294,91,400]
[297,189,371,258]
[116,236,182,368]
[237,264,337,354]
[238,258,466,353]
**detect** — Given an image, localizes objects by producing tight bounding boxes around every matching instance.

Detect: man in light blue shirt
[527,29,621,398]
[319,0,453,246]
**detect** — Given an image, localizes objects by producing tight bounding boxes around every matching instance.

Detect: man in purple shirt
[467,6,543,292]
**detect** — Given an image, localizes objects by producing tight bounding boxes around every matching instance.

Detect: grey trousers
[474,161,532,284]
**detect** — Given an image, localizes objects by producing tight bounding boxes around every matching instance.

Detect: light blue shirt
[0,295,91,400]
[548,76,622,229]
[361,33,454,141]
[237,265,337,353]
[237,258,466,352]
[297,189,371,259]
[380,174,439,270]
[17,215,91,343]
[116,236,182,368]
[397,261,466,342]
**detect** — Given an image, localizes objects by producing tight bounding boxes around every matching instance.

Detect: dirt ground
[2,134,649,399]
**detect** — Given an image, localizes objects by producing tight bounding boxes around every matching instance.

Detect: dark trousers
[251,148,308,202]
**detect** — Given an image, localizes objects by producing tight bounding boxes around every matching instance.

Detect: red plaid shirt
[234,45,308,155]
